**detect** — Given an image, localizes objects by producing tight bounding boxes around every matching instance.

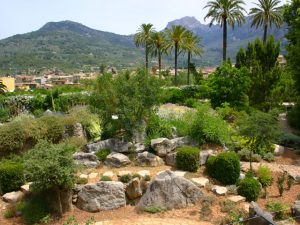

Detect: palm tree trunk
[175,43,178,86]
[187,51,191,85]
[158,49,162,79]
[223,18,227,62]
[263,23,268,44]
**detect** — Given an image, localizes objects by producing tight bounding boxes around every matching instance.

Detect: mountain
[0,18,287,74]
[0,21,142,74]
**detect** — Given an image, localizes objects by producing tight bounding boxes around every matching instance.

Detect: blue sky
[0,0,286,39]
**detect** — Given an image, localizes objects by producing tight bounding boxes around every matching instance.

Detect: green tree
[249,0,283,44]
[238,111,280,171]
[0,80,6,94]
[283,0,300,94]
[204,0,246,61]
[149,31,168,76]
[166,25,188,86]
[183,31,203,85]
[90,70,161,140]
[209,63,251,108]
[134,24,155,72]
[24,141,77,217]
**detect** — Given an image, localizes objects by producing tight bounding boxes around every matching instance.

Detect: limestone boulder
[104,153,131,168]
[292,200,300,217]
[274,144,285,156]
[137,152,164,167]
[151,138,174,157]
[166,152,176,167]
[137,170,203,210]
[3,191,25,203]
[125,178,143,200]
[76,182,126,212]
[85,138,132,153]
[73,152,100,168]
[200,150,214,166]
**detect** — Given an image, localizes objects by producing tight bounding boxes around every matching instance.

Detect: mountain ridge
[0,17,286,74]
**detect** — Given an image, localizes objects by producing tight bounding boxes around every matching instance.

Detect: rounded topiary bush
[95,149,111,162]
[0,161,25,194]
[176,146,200,172]
[214,152,240,185]
[237,177,261,202]
[206,156,217,178]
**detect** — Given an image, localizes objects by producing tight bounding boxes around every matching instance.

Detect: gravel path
[94,219,213,225]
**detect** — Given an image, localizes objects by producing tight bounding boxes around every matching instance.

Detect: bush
[38,116,65,143]
[279,133,300,149]
[238,149,262,162]
[143,206,164,214]
[143,175,151,181]
[119,174,132,183]
[206,156,217,178]
[0,161,24,194]
[266,201,288,220]
[257,166,273,197]
[132,174,141,180]
[263,152,275,162]
[100,176,112,181]
[21,194,51,225]
[95,149,111,162]
[76,177,88,185]
[161,87,184,104]
[277,173,285,196]
[188,104,230,145]
[4,208,15,218]
[237,177,261,202]
[176,146,200,172]
[213,152,240,185]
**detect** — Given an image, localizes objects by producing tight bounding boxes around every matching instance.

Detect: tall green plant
[204,0,246,61]
[249,0,283,44]
[134,24,155,71]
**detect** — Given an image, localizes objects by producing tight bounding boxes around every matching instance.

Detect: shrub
[143,175,151,181]
[257,166,273,198]
[63,137,87,150]
[238,149,261,162]
[76,177,88,185]
[0,160,24,194]
[184,98,199,108]
[119,174,132,183]
[161,87,184,104]
[21,194,51,225]
[4,207,15,218]
[265,201,289,220]
[279,133,300,149]
[237,177,261,202]
[100,176,112,182]
[287,175,293,190]
[132,174,141,180]
[214,152,240,185]
[176,146,200,172]
[277,173,285,196]
[263,152,275,162]
[38,116,65,143]
[143,206,164,214]
[95,149,111,162]
[188,104,230,145]
[206,156,217,178]
[220,200,237,213]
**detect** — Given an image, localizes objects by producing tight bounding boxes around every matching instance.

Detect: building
[15,76,38,90]
[0,77,15,92]
[201,67,216,79]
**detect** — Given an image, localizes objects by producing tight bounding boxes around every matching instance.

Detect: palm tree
[149,32,168,76]
[249,0,283,44]
[183,32,203,85]
[134,24,155,72]
[204,0,246,61]
[166,25,188,86]
[0,80,6,94]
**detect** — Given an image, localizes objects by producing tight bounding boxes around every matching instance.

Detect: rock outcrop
[137,170,203,210]
[76,182,126,212]
[125,178,143,200]
[137,152,164,167]
[104,153,131,168]
[85,139,132,153]
[73,152,100,168]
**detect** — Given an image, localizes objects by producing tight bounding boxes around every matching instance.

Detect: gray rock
[77,182,126,212]
[137,152,164,167]
[85,138,132,153]
[274,144,285,156]
[104,152,131,168]
[64,123,85,139]
[166,152,176,167]
[199,150,214,166]
[73,152,100,168]
[134,143,146,153]
[125,178,142,200]
[292,200,300,217]
[137,170,203,210]
[3,191,25,203]
[248,202,275,225]
[212,186,228,196]
[151,138,174,157]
